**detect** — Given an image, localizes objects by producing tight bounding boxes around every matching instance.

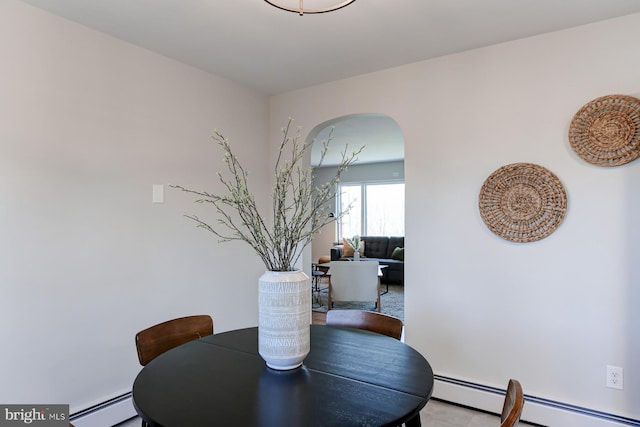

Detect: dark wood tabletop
[132,324,434,426]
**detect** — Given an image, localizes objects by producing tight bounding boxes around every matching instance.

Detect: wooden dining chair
[328,261,381,311]
[326,309,403,340]
[500,379,525,427]
[135,315,214,366]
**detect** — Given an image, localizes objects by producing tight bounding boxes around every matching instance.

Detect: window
[338,182,404,239]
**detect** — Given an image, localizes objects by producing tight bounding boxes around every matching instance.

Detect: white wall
[0,0,269,414]
[271,13,640,425]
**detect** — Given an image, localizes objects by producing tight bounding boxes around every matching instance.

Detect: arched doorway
[307,113,405,319]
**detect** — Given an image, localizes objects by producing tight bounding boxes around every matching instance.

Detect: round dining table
[132,324,434,426]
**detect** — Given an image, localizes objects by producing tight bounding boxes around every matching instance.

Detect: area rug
[312,283,405,322]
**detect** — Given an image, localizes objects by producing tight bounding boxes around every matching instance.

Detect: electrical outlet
[606,365,624,390]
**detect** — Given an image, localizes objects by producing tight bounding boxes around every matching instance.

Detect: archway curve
[306,113,404,167]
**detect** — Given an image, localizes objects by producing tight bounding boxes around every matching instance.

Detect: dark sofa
[330,236,404,285]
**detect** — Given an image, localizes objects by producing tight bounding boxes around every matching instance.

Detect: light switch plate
[152,184,164,203]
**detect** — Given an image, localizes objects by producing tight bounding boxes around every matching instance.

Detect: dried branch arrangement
[172,118,363,271]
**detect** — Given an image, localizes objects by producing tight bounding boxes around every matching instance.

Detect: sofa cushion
[386,237,404,258]
[391,247,404,261]
[342,238,365,257]
[362,236,390,258]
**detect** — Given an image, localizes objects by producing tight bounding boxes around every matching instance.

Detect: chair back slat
[500,379,524,427]
[326,309,403,340]
[135,315,213,366]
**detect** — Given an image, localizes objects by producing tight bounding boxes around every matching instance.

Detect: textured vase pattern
[258,270,311,370]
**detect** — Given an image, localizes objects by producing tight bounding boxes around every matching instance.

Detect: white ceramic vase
[258,270,311,370]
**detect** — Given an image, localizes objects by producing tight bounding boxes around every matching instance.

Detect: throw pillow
[342,238,365,257]
[391,246,404,261]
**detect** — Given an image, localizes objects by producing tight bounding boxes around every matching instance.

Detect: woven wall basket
[479,163,567,243]
[568,94,640,166]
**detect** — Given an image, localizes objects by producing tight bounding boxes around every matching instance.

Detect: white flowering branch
[171,118,363,271]
[346,235,362,251]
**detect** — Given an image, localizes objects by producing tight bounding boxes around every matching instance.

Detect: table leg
[404,413,421,426]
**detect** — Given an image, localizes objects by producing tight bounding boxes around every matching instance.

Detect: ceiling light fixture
[264,0,356,16]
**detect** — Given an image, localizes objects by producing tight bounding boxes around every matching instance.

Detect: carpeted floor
[312,282,405,321]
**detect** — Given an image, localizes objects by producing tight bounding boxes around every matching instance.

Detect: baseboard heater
[69,392,137,427]
[434,375,640,427]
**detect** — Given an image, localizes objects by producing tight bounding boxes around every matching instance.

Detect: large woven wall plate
[479,163,567,243]
[568,94,640,166]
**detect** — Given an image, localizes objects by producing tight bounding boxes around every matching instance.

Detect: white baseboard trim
[434,375,640,427]
[70,393,137,427]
